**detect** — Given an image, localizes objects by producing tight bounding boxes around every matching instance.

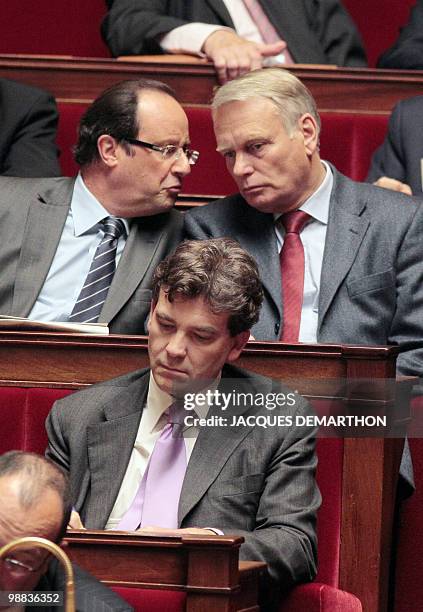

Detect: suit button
[274,323,280,336]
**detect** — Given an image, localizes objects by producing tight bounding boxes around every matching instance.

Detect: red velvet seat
[394,396,423,612]
[57,103,388,195]
[0,1,109,57]
[342,0,416,67]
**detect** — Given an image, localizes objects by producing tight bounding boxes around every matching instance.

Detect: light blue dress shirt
[29,174,129,322]
[274,161,333,343]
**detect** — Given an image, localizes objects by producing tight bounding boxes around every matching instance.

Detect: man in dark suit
[377,0,423,70]
[0,79,61,177]
[0,451,132,611]
[46,238,320,600]
[184,68,423,382]
[0,78,193,333]
[102,0,366,83]
[367,95,423,196]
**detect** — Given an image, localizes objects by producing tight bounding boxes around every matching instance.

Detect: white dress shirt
[274,161,333,343]
[106,373,215,529]
[29,174,129,322]
[160,0,289,64]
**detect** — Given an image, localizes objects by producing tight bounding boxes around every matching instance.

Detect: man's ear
[147,298,158,332]
[298,113,319,156]
[97,134,121,167]
[227,330,250,363]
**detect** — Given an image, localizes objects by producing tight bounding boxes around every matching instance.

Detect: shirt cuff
[159,23,233,56]
[203,527,224,535]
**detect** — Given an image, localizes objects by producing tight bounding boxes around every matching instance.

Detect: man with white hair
[185,68,423,490]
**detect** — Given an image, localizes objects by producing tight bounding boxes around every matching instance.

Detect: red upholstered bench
[57,103,388,197]
[0,1,109,57]
[0,384,359,609]
[342,0,415,67]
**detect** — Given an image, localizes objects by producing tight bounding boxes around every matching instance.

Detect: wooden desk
[65,531,264,612]
[1,54,423,113]
[0,331,411,611]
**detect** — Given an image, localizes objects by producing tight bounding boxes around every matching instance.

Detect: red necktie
[279,211,311,342]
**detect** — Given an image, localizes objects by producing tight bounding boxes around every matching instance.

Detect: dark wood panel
[1,54,423,113]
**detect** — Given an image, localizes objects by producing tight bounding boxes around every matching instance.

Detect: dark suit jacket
[184,166,423,381]
[377,0,423,69]
[33,559,133,611]
[46,364,320,590]
[0,176,183,333]
[102,0,366,67]
[0,79,61,177]
[367,96,423,196]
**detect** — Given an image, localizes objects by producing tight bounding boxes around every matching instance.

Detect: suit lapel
[318,169,370,328]
[235,203,282,321]
[260,0,327,64]
[85,377,149,528]
[206,0,234,26]
[12,180,73,316]
[100,213,168,322]
[178,375,256,524]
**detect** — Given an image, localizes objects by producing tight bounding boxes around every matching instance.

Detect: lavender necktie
[117,403,187,531]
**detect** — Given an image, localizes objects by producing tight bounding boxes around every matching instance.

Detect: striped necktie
[69,216,126,323]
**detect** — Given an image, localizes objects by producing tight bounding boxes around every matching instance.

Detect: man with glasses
[0,451,132,611]
[0,78,197,333]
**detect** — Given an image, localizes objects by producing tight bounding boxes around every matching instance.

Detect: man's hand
[137,526,217,536]
[202,30,287,83]
[373,176,413,195]
[68,510,85,529]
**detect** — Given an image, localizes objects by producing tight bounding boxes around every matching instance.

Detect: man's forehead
[156,291,230,329]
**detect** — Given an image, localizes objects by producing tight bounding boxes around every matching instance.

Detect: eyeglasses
[125,138,199,165]
[2,556,45,575]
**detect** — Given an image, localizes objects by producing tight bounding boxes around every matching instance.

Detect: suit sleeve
[390,202,423,381]
[224,400,320,588]
[366,102,407,184]
[102,0,194,56]
[2,90,61,178]
[45,399,72,473]
[305,0,367,67]
[41,560,134,612]
[377,1,423,69]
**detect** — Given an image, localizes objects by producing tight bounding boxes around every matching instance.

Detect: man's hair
[212,67,321,136]
[74,78,178,167]
[152,238,263,336]
[0,451,72,542]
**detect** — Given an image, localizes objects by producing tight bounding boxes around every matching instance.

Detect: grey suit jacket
[102,0,366,67]
[0,79,61,177]
[34,560,133,611]
[46,365,320,590]
[185,166,423,380]
[0,176,183,334]
[367,96,423,196]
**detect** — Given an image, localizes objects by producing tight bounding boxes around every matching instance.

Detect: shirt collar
[70,173,130,237]
[274,160,332,226]
[146,372,221,432]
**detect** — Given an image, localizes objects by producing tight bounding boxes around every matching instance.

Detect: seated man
[184,68,423,491]
[46,238,320,602]
[102,0,367,83]
[0,78,193,333]
[367,95,423,196]
[377,0,423,69]
[0,450,132,611]
[0,78,61,177]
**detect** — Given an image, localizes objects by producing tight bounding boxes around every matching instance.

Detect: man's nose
[173,151,191,177]
[166,333,187,357]
[232,153,254,177]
